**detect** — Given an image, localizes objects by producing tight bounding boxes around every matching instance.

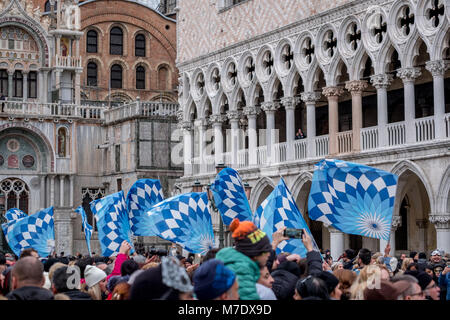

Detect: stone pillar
[181,121,193,176]
[425,60,448,140]
[210,114,226,166]
[244,106,260,166]
[415,219,428,252]
[301,92,321,158]
[345,80,368,152]
[397,67,421,144]
[22,71,28,101]
[370,74,393,148]
[329,227,345,262]
[429,214,450,254]
[196,119,208,174]
[322,87,344,155]
[227,110,241,167]
[43,70,49,103]
[7,70,13,98]
[69,175,74,208]
[37,71,44,102]
[74,70,81,105]
[281,97,296,161]
[379,215,402,256]
[261,102,279,164]
[54,209,73,255]
[50,175,55,207]
[40,175,46,210]
[60,175,65,207]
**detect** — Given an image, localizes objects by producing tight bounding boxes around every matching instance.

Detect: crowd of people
[0,218,448,300]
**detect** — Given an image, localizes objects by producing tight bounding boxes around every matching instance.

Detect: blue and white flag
[5,208,27,223]
[1,207,55,258]
[210,167,253,225]
[126,179,164,236]
[255,178,319,257]
[90,191,134,257]
[308,159,398,241]
[75,205,93,256]
[146,192,215,255]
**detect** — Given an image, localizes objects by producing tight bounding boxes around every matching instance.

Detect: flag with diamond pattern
[90,190,134,257]
[5,208,27,223]
[146,192,215,255]
[75,205,93,256]
[126,179,164,236]
[255,178,319,257]
[210,167,253,226]
[308,159,398,241]
[1,206,55,257]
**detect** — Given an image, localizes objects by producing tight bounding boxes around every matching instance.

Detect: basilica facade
[0,0,181,255]
[175,0,450,258]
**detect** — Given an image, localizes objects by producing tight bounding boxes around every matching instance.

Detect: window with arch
[0,178,30,213]
[110,27,123,55]
[136,66,146,89]
[110,64,123,89]
[13,71,23,98]
[28,71,37,99]
[0,70,8,96]
[57,127,67,157]
[86,30,98,53]
[87,62,98,87]
[135,34,146,57]
[158,66,169,90]
[44,0,57,13]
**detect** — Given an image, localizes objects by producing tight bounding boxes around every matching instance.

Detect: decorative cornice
[429,214,450,228]
[425,60,449,77]
[397,67,422,83]
[345,80,368,94]
[301,92,321,103]
[322,86,344,98]
[370,74,393,89]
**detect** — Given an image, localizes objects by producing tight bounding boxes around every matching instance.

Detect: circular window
[22,155,35,168]
[165,25,170,30]
[7,139,20,152]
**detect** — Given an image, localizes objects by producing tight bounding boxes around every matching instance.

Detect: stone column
[37,71,44,102]
[281,97,296,161]
[227,110,241,167]
[397,67,421,144]
[345,80,368,152]
[74,70,81,105]
[40,175,46,210]
[60,175,65,207]
[322,87,344,155]
[370,74,393,148]
[244,106,260,166]
[415,219,428,252]
[181,121,194,176]
[301,92,321,158]
[210,114,226,166]
[7,70,13,98]
[69,175,74,208]
[429,214,450,254]
[425,60,448,140]
[261,102,280,164]
[43,70,49,103]
[196,119,208,174]
[22,71,28,101]
[329,226,345,262]
[379,215,402,256]
[50,175,55,206]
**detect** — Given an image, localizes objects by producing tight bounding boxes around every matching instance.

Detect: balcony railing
[415,116,435,142]
[54,55,82,69]
[446,114,450,138]
[387,122,406,146]
[237,149,249,168]
[361,126,379,151]
[337,130,353,154]
[274,142,287,164]
[257,146,267,166]
[294,139,307,160]
[315,135,329,157]
[2,101,104,119]
[104,101,179,124]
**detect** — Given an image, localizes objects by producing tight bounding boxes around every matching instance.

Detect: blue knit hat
[194,259,236,300]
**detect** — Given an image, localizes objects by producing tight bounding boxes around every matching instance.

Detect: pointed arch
[249,176,276,212]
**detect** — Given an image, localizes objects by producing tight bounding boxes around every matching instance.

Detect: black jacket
[306,251,323,277]
[61,290,92,300]
[6,286,54,300]
[271,262,299,301]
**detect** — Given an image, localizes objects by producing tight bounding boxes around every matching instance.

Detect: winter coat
[63,290,92,300]
[271,262,299,300]
[438,272,449,300]
[216,247,260,300]
[306,251,323,277]
[6,286,54,300]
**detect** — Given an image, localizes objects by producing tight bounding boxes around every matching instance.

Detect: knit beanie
[193,259,236,300]
[229,218,272,257]
[84,265,107,288]
[317,271,339,294]
[405,270,433,290]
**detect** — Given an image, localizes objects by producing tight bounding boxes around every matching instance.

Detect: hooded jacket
[271,261,300,300]
[6,286,54,300]
[216,247,260,300]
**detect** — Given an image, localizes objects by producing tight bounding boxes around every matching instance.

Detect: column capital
[322,86,344,98]
[176,109,183,122]
[301,91,321,103]
[194,118,209,128]
[209,114,228,124]
[261,101,280,112]
[243,106,261,117]
[397,67,421,83]
[226,110,242,121]
[392,215,402,229]
[345,80,368,94]
[425,60,449,77]
[370,74,393,89]
[180,121,193,131]
[429,214,450,229]
[280,97,296,110]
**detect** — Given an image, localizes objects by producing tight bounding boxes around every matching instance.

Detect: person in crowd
[256,265,276,300]
[215,218,273,300]
[349,264,389,300]
[363,279,410,300]
[391,274,425,300]
[271,260,300,300]
[405,270,440,300]
[333,269,356,300]
[397,257,414,275]
[331,261,343,271]
[295,128,306,140]
[129,256,193,300]
[438,265,449,300]
[294,275,329,300]
[110,281,131,300]
[352,248,372,275]
[317,271,342,300]
[339,249,357,270]
[410,251,419,262]
[51,266,91,300]
[48,262,67,285]
[5,256,53,300]
[84,265,108,300]
[430,250,445,268]
[193,259,239,300]
[95,261,109,274]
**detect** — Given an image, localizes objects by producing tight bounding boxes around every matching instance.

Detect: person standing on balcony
[295,128,306,140]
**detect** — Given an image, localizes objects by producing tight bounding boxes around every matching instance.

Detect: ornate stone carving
[300,92,321,103]
[243,106,261,117]
[226,110,242,121]
[280,97,296,110]
[429,214,450,229]
[180,121,193,131]
[209,114,228,124]
[425,60,449,77]
[397,67,422,82]
[391,215,402,229]
[345,80,368,94]
[370,74,393,89]
[322,86,344,97]
[261,101,280,112]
